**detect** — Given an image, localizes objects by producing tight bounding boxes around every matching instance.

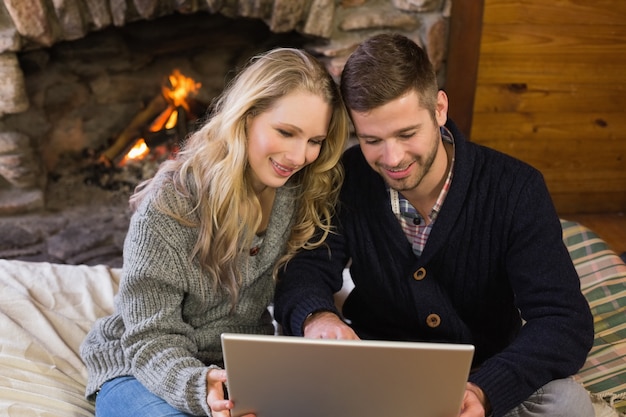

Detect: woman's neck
[256,186,276,234]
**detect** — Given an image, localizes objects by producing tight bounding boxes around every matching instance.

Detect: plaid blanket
[563,220,626,413]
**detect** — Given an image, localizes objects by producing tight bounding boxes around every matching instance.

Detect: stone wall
[0,0,452,214]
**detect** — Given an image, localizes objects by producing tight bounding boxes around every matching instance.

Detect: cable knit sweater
[80,174,297,416]
[274,120,594,417]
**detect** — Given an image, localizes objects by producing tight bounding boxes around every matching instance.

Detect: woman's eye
[277,129,292,137]
[309,139,324,145]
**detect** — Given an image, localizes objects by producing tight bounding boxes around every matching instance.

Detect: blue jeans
[503,377,593,417]
[95,376,196,417]
[96,375,592,417]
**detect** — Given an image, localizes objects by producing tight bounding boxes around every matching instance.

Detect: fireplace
[0,0,452,266]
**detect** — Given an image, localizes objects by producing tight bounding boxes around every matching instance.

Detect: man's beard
[384,139,438,193]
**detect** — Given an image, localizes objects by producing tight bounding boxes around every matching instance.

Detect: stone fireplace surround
[0,0,451,267]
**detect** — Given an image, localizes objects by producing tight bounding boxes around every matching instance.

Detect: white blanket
[0,260,120,416]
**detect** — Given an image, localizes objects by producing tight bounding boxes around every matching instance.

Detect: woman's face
[246,90,332,192]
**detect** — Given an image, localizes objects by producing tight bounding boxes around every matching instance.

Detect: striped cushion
[562,220,626,413]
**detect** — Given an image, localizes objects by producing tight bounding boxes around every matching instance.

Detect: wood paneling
[480,25,626,55]
[474,83,626,113]
[475,54,626,83]
[468,0,626,214]
[482,1,626,25]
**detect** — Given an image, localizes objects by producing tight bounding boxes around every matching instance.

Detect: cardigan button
[413,268,426,280]
[426,313,441,328]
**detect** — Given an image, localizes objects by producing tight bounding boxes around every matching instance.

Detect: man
[273,33,594,417]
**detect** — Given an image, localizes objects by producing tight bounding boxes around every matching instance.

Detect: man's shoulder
[466,140,541,177]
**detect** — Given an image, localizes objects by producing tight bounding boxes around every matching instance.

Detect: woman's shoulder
[129,173,199,243]
[136,171,196,216]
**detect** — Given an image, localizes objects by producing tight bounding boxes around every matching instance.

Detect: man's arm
[274,226,349,336]
[467,169,594,416]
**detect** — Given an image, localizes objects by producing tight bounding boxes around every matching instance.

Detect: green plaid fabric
[562,220,626,413]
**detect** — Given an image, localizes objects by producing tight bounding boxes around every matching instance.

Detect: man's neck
[400,140,453,221]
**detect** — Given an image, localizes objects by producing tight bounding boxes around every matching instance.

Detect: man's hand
[303,311,360,339]
[459,382,491,417]
[206,368,255,417]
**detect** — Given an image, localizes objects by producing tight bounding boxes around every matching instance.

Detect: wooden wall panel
[482,1,626,25]
[474,83,626,113]
[475,54,626,83]
[469,0,626,214]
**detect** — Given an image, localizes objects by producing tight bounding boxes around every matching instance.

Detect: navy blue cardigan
[274,120,594,417]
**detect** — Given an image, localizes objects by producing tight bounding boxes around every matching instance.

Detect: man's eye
[399,132,415,139]
[360,137,380,145]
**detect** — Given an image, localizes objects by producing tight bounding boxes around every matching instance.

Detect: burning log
[98,94,168,166]
[98,70,202,167]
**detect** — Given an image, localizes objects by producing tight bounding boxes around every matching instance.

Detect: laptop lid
[221,333,474,417]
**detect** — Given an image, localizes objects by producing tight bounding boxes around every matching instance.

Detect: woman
[80,48,349,417]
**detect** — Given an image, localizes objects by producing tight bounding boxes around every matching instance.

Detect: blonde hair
[130,48,348,303]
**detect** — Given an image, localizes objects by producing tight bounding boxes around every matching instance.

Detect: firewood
[99,94,168,166]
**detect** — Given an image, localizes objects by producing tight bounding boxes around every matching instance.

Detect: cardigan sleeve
[274,222,348,336]
[467,168,594,417]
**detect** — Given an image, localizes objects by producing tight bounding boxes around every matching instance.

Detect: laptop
[221,333,474,417]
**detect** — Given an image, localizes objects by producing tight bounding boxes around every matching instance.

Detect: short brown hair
[340,33,438,116]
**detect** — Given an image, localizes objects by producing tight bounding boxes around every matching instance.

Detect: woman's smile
[270,158,297,177]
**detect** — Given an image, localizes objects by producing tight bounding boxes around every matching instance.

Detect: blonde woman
[80,48,349,417]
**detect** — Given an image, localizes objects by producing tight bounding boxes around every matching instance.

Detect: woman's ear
[244,113,253,137]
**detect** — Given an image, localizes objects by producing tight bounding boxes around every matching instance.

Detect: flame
[162,69,201,111]
[119,69,200,167]
[119,138,149,166]
[149,106,176,132]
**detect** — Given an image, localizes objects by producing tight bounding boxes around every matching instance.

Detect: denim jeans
[95,376,196,417]
[503,377,594,417]
[96,375,592,417]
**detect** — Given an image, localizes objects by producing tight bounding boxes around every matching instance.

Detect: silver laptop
[221,333,474,417]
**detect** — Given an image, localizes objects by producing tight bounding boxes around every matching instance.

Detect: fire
[163,69,201,111]
[119,138,150,166]
[118,69,201,167]
[149,106,177,132]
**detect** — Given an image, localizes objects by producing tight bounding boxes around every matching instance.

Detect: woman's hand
[206,368,255,417]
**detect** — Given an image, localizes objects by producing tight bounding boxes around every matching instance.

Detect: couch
[0,220,624,416]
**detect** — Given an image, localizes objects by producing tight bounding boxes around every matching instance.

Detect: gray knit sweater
[80,176,297,415]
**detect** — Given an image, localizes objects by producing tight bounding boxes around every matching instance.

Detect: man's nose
[382,141,403,167]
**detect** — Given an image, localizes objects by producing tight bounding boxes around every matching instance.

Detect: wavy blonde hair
[129,48,349,302]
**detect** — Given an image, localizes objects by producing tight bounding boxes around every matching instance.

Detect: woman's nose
[285,140,307,166]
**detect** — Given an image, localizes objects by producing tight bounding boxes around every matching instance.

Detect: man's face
[350,90,448,195]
